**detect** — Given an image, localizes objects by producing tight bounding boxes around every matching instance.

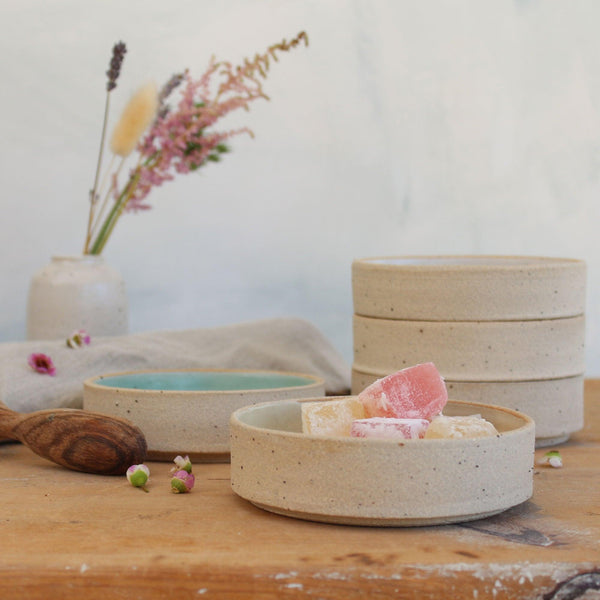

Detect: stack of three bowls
[351,256,587,447]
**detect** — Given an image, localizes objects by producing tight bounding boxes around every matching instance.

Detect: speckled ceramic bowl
[352,255,586,321]
[353,314,586,381]
[84,369,325,462]
[350,254,586,448]
[351,368,584,447]
[230,398,535,526]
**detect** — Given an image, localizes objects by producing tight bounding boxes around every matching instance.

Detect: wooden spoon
[0,402,147,475]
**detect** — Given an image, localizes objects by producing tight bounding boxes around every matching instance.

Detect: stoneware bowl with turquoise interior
[230,398,535,527]
[83,369,325,462]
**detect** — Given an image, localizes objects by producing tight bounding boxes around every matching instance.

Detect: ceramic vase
[26,255,128,340]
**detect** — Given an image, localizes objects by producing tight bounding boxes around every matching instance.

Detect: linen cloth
[0,318,351,413]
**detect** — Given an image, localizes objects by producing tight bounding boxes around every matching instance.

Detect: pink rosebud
[28,353,56,376]
[171,469,195,494]
[171,455,192,474]
[66,329,91,348]
[126,464,150,492]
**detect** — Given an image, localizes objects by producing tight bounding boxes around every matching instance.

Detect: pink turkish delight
[350,417,430,440]
[358,362,447,421]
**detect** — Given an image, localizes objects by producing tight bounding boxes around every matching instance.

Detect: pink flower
[125,34,308,209]
[84,32,308,255]
[126,464,150,492]
[66,329,91,348]
[171,470,195,494]
[171,454,192,474]
[28,353,56,376]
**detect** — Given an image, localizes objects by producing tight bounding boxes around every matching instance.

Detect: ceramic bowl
[83,369,325,462]
[230,398,535,526]
[351,368,584,447]
[353,314,585,381]
[352,255,586,321]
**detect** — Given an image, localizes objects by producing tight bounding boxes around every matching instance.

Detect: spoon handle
[0,406,147,475]
[0,403,18,435]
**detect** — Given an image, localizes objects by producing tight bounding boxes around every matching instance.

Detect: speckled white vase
[26,255,128,340]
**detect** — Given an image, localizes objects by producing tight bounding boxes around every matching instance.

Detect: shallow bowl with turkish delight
[229,397,535,526]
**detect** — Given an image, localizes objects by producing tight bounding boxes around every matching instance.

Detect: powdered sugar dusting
[258,562,590,598]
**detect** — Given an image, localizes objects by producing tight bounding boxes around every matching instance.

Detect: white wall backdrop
[0,0,598,374]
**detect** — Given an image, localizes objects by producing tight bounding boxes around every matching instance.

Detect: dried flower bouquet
[83,32,308,255]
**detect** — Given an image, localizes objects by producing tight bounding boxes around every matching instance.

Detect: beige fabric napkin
[0,318,351,413]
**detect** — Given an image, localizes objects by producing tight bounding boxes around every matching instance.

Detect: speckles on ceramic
[83,369,325,462]
[443,378,583,447]
[352,315,586,381]
[26,255,128,340]
[230,398,535,526]
[352,256,586,321]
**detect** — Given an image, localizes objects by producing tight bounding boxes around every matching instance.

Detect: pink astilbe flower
[28,353,56,376]
[84,32,308,254]
[126,58,266,209]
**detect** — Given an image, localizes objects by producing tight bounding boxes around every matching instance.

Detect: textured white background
[0,0,598,374]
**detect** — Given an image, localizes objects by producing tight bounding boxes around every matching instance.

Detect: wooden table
[1,382,599,599]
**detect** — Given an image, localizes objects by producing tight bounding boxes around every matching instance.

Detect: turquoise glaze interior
[94,371,317,392]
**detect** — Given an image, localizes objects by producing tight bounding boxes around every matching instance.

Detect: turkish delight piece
[301,397,365,437]
[358,362,448,420]
[424,415,499,439]
[350,417,430,440]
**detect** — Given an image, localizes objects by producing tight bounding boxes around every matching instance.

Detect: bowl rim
[352,254,585,270]
[351,365,585,382]
[230,397,535,444]
[83,368,326,395]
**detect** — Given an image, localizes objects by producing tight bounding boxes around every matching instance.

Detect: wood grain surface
[0,381,599,599]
